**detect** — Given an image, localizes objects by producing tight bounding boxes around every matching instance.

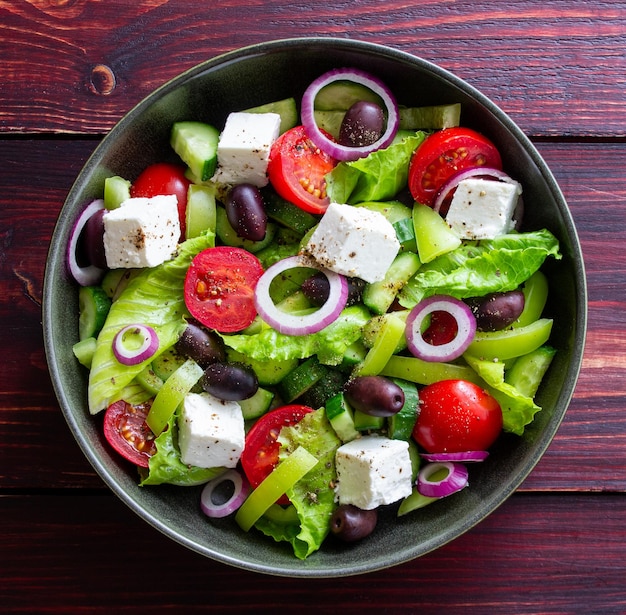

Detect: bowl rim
[43,36,588,577]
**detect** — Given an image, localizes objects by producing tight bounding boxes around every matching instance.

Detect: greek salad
[68,67,561,559]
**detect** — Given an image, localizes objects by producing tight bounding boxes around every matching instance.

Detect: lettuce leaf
[220,305,371,366]
[464,354,542,435]
[254,408,340,559]
[88,232,215,414]
[399,230,561,308]
[325,133,426,204]
[139,410,224,486]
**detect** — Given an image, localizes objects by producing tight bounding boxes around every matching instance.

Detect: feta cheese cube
[304,202,400,283]
[178,392,245,469]
[335,435,413,510]
[212,112,281,187]
[445,178,522,240]
[103,195,180,268]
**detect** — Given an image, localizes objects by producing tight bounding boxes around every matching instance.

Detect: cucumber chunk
[103,175,131,210]
[150,347,187,382]
[314,81,384,111]
[263,191,318,235]
[135,367,164,396]
[244,97,298,135]
[78,285,112,340]
[186,184,217,239]
[353,410,385,432]
[239,387,275,421]
[398,103,461,130]
[388,378,419,440]
[171,121,220,182]
[73,337,97,368]
[276,356,328,403]
[505,345,556,399]
[325,393,359,442]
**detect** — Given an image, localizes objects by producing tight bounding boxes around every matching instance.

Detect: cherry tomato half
[184,246,264,333]
[413,380,502,453]
[422,310,459,346]
[103,400,157,468]
[240,404,315,505]
[267,125,338,215]
[131,162,191,240]
[408,127,503,207]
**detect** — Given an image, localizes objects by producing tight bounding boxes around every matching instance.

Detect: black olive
[226,183,267,242]
[330,504,378,542]
[176,322,225,367]
[344,375,405,417]
[465,289,526,332]
[301,272,365,307]
[201,361,258,401]
[338,101,385,148]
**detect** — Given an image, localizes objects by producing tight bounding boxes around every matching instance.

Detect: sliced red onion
[417,461,469,498]
[421,451,489,463]
[200,469,250,518]
[66,199,106,286]
[254,255,349,336]
[405,295,476,362]
[301,67,399,161]
[432,166,522,214]
[112,324,159,365]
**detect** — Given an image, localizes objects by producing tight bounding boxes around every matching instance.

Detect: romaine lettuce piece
[87,232,215,414]
[399,230,561,307]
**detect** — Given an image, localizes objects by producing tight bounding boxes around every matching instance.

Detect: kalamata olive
[338,101,385,148]
[201,361,258,401]
[344,375,405,417]
[466,289,526,332]
[81,208,107,269]
[301,273,365,307]
[226,183,267,241]
[330,504,378,542]
[176,322,225,367]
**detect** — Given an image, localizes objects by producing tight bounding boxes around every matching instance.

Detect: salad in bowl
[44,38,585,576]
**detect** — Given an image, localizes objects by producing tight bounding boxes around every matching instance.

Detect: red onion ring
[421,451,489,463]
[417,461,469,498]
[405,295,476,362]
[66,199,106,286]
[301,67,399,161]
[254,255,349,336]
[112,324,159,365]
[200,469,250,518]
[432,166,522,214]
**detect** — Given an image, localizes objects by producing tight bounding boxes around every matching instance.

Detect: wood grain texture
[1,0,624,136]
[2,493,625,613]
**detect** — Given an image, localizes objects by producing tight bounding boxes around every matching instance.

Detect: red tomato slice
[240,404,315,505]
[413,380,503,453]
[267,125,337,215]
[422,310,459,346]
[184,246,264,333]
[408,127,503,207]
[103,400,157,468]
[131,162,191,240]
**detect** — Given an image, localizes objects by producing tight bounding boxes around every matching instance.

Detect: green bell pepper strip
[514,270,549,328]
[355,313,407,376]
[379,355,482,386]
[235,446,318,532]
[145,359,204,435]
[464,318,553,361]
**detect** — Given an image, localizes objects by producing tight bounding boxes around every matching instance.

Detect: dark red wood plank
[2,493,625,613]
[0,139,625,491]
[1,1,624,136]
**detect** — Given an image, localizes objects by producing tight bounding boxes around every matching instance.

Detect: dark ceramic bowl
[43,38,586,577]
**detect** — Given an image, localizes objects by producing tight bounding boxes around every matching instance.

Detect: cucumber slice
[263,191,318,235]
[186,184,217,239]
[388,378,419,440]
[314,81,383,111]
[325,393,359,442]
[399,103,461,130]
[103,175,131,210]
[170,121,220,182]
[363,251,421,315]
[239,387,275,421]
[215,205,276,253]
[299,368,347,409]
[244,97,298,135]
[412,203,461,263]
[72,337,97,368]
[505,345,556,399]
[276,357,328,403]
[78,286,112,340]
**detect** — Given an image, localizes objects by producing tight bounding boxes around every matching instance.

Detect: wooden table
[2,1,625,612]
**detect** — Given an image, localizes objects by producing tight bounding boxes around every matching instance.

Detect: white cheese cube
[304,202,400,283]
[178,392,245,469]
[103,195,180,268]
[335,435,413,510]
[445,178,522,240]
[212,112,281,187]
